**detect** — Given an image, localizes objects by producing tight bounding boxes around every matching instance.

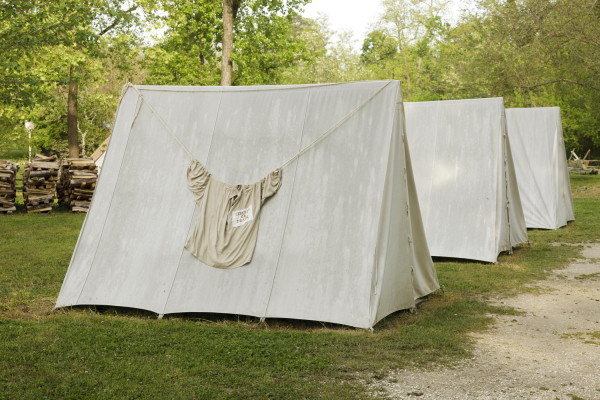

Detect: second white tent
[404,97,528,262]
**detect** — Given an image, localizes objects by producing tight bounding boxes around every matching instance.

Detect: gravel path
[370,243,600,400]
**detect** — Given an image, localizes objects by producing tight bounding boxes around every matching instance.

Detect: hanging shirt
[184,160,282,269]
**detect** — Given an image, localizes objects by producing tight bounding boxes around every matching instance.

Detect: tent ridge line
[133,80,393,94]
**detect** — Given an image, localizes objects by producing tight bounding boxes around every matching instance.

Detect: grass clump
[561,331,600,345]
[0,173,598,399]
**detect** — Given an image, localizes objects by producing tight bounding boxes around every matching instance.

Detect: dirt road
[370,243,600,400]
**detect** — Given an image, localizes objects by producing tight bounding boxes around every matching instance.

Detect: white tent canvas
[404,98,528,263]
[506,107,574,229]
[56,80,440,329]
[95,152,105,174]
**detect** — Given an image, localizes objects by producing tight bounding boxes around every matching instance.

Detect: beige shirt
[184,160,282,269]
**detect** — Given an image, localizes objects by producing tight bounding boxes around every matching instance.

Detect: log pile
[23,154,59,213]
[57,158,98,212]
[0,160,19,214]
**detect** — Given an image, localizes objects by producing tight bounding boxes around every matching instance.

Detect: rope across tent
[126,81,392,171]
[124,81,392,320]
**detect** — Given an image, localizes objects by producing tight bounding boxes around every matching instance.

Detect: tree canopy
[0,0,598,158]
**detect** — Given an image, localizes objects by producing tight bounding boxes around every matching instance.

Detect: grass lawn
[0,174,598,399]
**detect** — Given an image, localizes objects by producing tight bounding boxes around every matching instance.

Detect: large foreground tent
[404,98,528,263]
[56,80,440,329]
[505,107,574,229]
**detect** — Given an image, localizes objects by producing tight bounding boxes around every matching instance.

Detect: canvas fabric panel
[506,107,575,229]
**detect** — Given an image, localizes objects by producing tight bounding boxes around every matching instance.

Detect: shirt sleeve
[261,168,282,204]
[187,160,211,203]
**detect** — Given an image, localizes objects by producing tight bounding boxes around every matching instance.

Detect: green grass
[0,174,599,399]
[0,213,84,316]
[561,331,600,345]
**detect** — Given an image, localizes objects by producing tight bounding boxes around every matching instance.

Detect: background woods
[0,0,598,158]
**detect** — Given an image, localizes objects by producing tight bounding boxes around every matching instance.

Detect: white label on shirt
[232,205,254,228]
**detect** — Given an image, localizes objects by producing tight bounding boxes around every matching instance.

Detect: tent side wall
[502,108,528,248]
[401,102,439,299]
[553,108,575,223]
[372,94,439,326]
[505,107,574,229]
[494,101,528,258]
[56,90,140,308]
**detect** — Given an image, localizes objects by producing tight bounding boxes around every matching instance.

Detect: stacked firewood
[0,160,19,214]
[57,158,98,212]
[23,154,59,213]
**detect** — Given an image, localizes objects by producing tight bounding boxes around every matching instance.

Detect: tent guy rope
[126,81,392,172]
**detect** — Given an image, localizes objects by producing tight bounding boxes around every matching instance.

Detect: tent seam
[260,87,313,321]
[159,89,225,317]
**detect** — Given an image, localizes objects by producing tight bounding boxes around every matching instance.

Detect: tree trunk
[67,65,79,158]
[221,0,239,86]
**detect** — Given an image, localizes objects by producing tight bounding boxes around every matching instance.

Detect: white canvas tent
[56,80,440,329]
[505,107,574,229]
[404,98,528,263]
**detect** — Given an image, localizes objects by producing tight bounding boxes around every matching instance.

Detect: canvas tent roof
[505,107,574,229]
[56,80,440,329]
[404,98,528,263]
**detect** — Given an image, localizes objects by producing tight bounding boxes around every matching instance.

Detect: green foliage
[144,0,312,86]
[1,0,599,156]
[436,0,600,155]
[281,17,371,84]
[359,0,453,99]
[143,0,222,85]
[361,30,398,66]
[0,0,144,157]
[233,0,311,85]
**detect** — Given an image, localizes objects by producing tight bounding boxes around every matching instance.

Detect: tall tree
[62,1,141,157]
[145,0,310,86]
[67,65,79,157]
[221,0,240,86]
